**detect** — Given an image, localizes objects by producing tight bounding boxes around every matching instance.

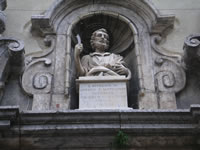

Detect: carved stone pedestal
[77,76,129,109]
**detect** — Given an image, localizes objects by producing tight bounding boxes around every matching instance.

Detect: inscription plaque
[77,76,129,109]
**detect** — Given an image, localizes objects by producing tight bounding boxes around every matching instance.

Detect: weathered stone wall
[0,0,199,110]
[152,0,200,53]
[3,0,200,54]
[3,0,54,53]
[0,1,200,149]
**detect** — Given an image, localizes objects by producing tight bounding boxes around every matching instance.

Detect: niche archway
[68,12,140,108]
[24,0,175,110]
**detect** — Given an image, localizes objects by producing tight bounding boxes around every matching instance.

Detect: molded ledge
[0,105,199,149]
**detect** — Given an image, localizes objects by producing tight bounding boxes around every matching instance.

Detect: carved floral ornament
[20,0,185,110]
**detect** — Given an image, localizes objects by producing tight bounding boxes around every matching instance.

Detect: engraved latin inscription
[79,82,127,109]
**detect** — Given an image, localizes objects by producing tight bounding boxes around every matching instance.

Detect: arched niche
[68,12,139,108]
[23,0,177,110]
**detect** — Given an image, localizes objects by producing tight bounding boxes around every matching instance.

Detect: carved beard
[93,39,109,52]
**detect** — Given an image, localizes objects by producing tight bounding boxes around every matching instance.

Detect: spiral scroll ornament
[155,57,186,93]
[21,35,55,96]
[152,34,186,93]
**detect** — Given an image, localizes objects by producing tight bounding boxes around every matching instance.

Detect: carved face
[91,30,109,52]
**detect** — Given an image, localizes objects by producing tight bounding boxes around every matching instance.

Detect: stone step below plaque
[77,76,129,109]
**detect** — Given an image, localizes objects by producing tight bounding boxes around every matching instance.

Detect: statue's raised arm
[74,28,131,79]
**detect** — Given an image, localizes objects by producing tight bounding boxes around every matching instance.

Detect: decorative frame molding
[21,0,181,110]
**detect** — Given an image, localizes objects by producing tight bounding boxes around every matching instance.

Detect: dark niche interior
[70,13,140,109]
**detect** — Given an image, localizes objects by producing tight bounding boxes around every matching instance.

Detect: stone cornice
[0,105,199,134]
[31,0,175,35]
[0,105,199,149]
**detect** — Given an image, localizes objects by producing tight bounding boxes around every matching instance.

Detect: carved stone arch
[24,0,177,110]
[32,0,174,35]
[64,12,140,108]
[48,6,155,109]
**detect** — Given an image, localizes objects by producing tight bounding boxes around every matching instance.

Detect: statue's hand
[75,43,83,57]
[104,63,113,69]
[112,64,129,76]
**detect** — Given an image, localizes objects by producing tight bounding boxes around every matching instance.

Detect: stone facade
[0,0,191,110]
[0,0,200,149]
[21,0,180,110]
[0,105,200,150]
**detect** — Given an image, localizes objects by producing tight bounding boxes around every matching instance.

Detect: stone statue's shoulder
[111,53,123,60]
[81,54,91,64]
[82,54,90,58]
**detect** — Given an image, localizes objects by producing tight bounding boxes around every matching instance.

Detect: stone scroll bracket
[0,38,25,104]
[175,34,200,109]
[183,34,200,77]
[151,34,186,109]
[21,35,58,111]
[0,0,30,109]
[21,35,71,111]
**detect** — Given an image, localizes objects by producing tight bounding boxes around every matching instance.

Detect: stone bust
[74,28,131,78]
